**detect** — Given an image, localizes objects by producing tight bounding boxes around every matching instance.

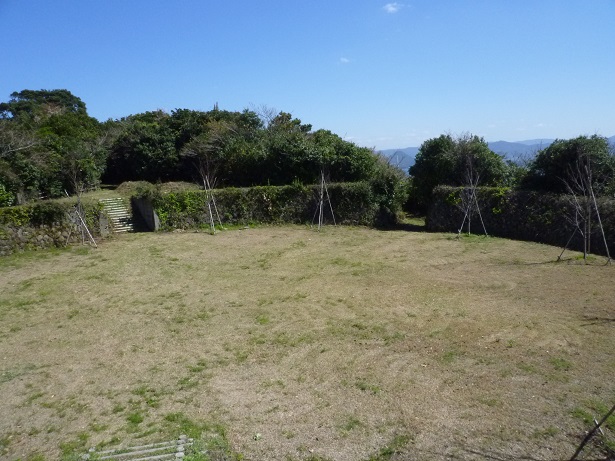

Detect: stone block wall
[0,224,78,256]
[0,202,106,257]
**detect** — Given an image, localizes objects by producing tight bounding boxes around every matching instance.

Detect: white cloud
[383,2,402,13]
[340,57,350,64]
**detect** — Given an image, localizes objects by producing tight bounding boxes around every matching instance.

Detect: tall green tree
[0,89,104,200]
[104,111,178,183]
[408,133,508,212]
[40,111,107,194]
[0,118,40,201]
[525,135,615,195]
[0,89,87,122]
[309,130,377,183]
[173,108,265,186]
[262,112,316,185]
[180,119,238,188]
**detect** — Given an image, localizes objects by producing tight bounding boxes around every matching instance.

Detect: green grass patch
[365,434,413,461]
[126,412,144,425]
[441,350,461,364]
[355,380,381,395]
[550,357,573,371]
[340,416,364,432]
[59,432,90,461]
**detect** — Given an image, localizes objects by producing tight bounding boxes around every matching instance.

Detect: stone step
[99,198,134,233]
[106,211,132,218]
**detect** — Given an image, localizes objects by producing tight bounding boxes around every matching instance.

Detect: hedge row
[0,201,103,229]
[428,186,615,257]
[140,182,387,230]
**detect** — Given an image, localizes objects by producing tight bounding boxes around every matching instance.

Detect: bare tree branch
[0,122,39,158]
[559,147,611,263]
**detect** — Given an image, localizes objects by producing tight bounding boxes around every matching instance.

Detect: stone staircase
[99,197,134,233]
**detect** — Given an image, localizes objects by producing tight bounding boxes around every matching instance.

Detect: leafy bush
[370,158,409,226]
[0,200,100,228]
[408,134,509,213]
[0,183,15,207]
[29,202,67,226]
[0,205,32,226]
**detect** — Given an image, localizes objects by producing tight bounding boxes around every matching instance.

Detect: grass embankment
[0,226,614,460]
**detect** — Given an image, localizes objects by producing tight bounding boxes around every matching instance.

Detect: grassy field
[0,225,614,460]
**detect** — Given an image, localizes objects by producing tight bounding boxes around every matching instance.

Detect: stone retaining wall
[0,202,107,256]
[132,196,160,231]
[0,224,80,256]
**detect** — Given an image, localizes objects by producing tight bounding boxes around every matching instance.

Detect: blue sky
[2,1,614,150]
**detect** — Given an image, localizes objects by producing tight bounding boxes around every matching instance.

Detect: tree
[168,108,211,152]
[40,111,106,194]
[557,142,612,263]
[0,89,106,200]
[262,112,316,185]
[104,111,178,183]
[371,155,409,225]
[408,133,507,212]
[0,119,42,201]
[0,89,87,122]
[309,130,377,183]
[0,182,13,206]
[102,107,268,186]
[0,119,39,158]
[180,119,237,188]
[525,135,615,195]
[172,107,266,187]
[456,148,488,236]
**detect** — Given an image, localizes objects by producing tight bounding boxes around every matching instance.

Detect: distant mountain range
[380,135,615,172]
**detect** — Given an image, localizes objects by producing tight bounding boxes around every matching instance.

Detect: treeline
[2,89,614,223]
[407,133,615,213]
[0,89,401,210]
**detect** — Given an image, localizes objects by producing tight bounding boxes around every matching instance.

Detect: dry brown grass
[0,226,614,460]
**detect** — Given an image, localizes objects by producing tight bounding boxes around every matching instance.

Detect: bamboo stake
[323,175,336,226]
[318,171,325,231]
[588,181,612,264]
[569,403,615,461]
[205,175,224,229]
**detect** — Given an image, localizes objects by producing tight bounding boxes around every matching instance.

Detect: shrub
[147,181,389,230]
[0,200,101,228]
[428,186,615,257]
[0,183,15,207]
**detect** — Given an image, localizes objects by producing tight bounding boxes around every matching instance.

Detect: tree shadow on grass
[457,449,605,461]
[581,316,615,326]
[406,446,606,461]
[386,221,427,232]
[376,216,427,233]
